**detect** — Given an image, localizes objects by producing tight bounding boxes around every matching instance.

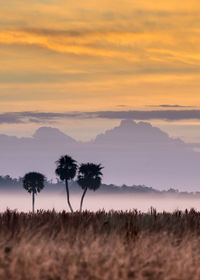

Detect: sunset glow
[1,0,200,140]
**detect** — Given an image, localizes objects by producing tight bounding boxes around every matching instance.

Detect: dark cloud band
[1,110,200,124]
[148,104,194,108]
[94,110,200,120]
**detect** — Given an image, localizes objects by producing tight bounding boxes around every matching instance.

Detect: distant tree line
[1,159,197,213]
[0,174,161,196]
[0,175,23,186]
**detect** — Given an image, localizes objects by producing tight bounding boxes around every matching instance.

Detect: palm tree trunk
[65,179,73,213]
[32,192,35,214]
[80,187,88,212]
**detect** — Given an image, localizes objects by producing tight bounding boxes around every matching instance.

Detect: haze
[1,120,200,191]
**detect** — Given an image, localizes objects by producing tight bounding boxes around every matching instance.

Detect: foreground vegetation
[1,209,200,279]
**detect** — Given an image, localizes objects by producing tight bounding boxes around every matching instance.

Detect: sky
[1,0,200,141]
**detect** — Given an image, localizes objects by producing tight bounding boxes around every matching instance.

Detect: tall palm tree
[77,163,103,212]
[55,155,77,213]
[23,172,45,213]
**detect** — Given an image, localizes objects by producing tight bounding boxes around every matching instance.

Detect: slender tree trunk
[80,187,88,212]
[65,179,73,213]
[32,192,35,214]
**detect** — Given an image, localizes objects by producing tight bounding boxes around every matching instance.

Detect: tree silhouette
[23,172,45,213]
[55,155,77,213]
[77,163,103,212]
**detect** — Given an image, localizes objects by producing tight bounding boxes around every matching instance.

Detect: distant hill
[0,120,200,190]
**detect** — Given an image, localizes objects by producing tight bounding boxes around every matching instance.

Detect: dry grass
[0,209,200,279]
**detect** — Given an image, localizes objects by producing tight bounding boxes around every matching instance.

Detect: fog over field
[1,192,200,213]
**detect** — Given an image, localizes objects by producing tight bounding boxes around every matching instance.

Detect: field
[0,209,200,280]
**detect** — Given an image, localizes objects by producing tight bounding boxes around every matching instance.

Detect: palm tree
[55,155,77,213]
[23,172,45,213]
[77,163,103,212]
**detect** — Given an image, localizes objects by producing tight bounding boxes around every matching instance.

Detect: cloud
[148,104,195,108]
[93,110,200,121]
[0,71,88,84]
[0,111,87,124]
[1,3,200,90]
[2,110,200,124]
[0,113,24,124]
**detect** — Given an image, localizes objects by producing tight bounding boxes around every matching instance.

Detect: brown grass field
[0,209,200,279]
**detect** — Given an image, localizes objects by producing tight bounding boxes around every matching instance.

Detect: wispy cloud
[116,105,128,108]
[0,71,89,84]
[148,104,195,108]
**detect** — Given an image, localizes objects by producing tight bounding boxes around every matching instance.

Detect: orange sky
[1,0,200,140]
